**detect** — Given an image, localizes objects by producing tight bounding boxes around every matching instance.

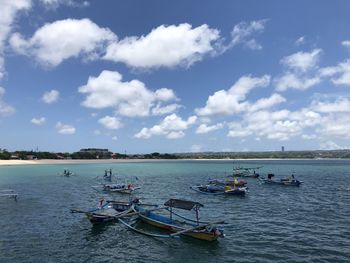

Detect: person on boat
[99,198,104,208]
[234,177,239,186]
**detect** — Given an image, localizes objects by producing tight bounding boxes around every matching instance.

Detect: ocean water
[0,160,349,263]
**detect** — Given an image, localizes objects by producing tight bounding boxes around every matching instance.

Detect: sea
[0,159,349,263]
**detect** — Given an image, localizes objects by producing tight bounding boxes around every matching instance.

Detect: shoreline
[0,158,348,166]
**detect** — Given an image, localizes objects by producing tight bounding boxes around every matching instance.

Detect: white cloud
[319,59,350,86]
[249,93,286,112]
[42,89,59,104]
[151,103,181,116]
[196,123,224,134]
[167,131,185,139]
[311,97,350,113]
[0,87,15,116]
[318,114,350,139]
[79,70,178,117]
[227,108,322,141]
[111,136,117,141]
[134,113,197,139]
[56,122,75,134]
[295,36,305,46]
[230,20,266,50]
[196,75,270,116]
[98,115,122,130]
[320,140,344,150]
[31,117,46,125]
[10,18,116,67]
[0,0,31,80]
[281,49,321,72]
[302,134,317,140]
[104,23,220,69]
[275,49,322,91]
[275,72,321,91]
[341,40,350,49]
[39,0,90,8]
[227,123,252,138]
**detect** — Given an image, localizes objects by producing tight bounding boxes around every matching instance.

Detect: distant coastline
[1,158,349,166]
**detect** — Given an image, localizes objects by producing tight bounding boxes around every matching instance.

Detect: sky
[1,0,350,153]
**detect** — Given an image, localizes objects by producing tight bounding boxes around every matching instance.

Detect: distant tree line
[1,149,350,160]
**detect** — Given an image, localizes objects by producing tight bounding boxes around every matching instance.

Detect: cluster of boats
[91,169,141,194]
[72,197,225,241]
[71,166,303,242]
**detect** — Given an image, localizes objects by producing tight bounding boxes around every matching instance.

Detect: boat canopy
[164,199,203,210]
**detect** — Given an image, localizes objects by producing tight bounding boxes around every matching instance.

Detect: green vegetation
[1,148,350,160]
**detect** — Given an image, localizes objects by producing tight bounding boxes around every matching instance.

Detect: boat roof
[164,199,203,210]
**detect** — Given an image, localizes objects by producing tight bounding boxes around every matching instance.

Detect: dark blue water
[0,160,350,262]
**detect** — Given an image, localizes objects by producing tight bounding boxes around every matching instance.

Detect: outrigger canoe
[0,189,18,200]
[190,185,247,196]
[119,199,225,241]
[232,166,262,178]
[259,174,303,187]
[71,199,138,224]
[102,183,141,194]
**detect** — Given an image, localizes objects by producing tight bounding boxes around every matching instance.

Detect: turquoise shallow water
[0,160,350,263]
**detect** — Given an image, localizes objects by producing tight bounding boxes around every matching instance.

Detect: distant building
[281,146,285,152]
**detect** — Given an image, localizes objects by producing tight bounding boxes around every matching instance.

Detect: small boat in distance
[119,199,225,241]
[102,183,141,194]
[0,189,18,201]
[62,169,73,177]
[232,165,262,178]
[190,184,247,196]
[260,173,303,186]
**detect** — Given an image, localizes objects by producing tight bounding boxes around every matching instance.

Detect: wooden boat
[71,199,139,224]
[62,169,74,177]
[0,189,18,200]
[102,183,141,194]
[260,173,303,186]
[119,199,225,241]
[232,166,262,178]
[209,178,247,187]
[190,185,247,196]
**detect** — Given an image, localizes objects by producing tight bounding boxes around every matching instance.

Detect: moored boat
[232,165,262,178]
[190,184,247,196]
[120,199,225,241]
[0,189,18,200]
[209,178,247,187]
[71,198,139,224]
[260,173,303,186]
[102,183,141,194]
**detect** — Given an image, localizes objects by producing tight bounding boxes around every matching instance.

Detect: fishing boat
[62,169,73,177]
[71,198,139,224]
[260,173,303,186]
[102,183,141,194]
[119,199,225,241]
[190,184,247,196]
[209,178,247,187]
[232,165,262,178]
[0,189,18,200]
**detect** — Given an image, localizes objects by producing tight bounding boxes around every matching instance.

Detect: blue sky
[1,0,350,153]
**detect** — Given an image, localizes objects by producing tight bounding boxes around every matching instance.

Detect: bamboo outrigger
[119,199,225,241]
[0,189,18,201]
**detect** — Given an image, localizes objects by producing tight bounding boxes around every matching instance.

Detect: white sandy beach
[0,158,330,166]
[0,159,161,166]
